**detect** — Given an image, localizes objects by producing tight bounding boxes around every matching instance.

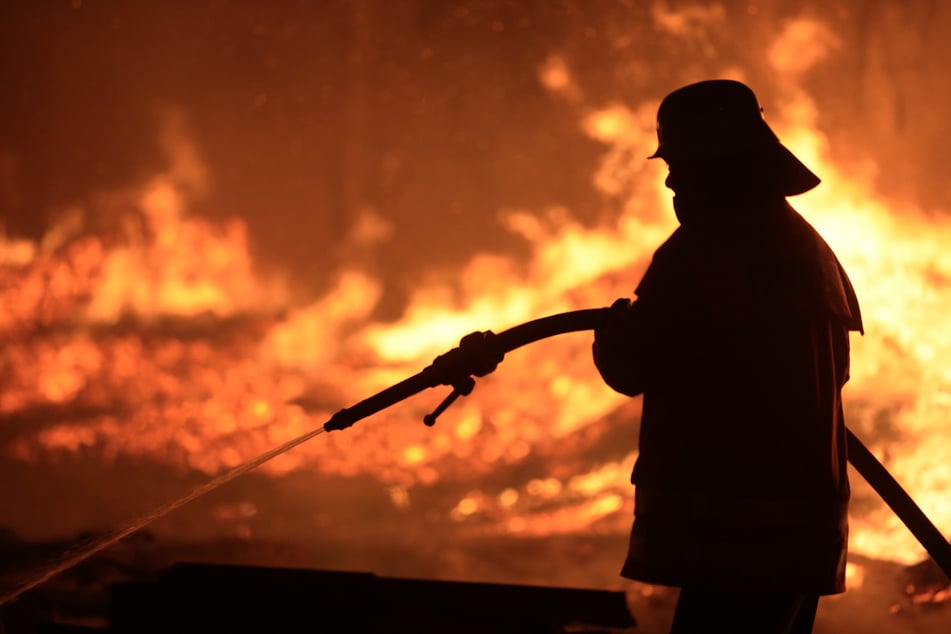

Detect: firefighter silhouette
[593,80,863,633]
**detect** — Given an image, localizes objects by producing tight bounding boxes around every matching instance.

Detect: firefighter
[592,80,863,633]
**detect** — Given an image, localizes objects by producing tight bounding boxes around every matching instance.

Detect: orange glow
[2,21,950,581]
[85,177,288,323]
[775,97,951,564]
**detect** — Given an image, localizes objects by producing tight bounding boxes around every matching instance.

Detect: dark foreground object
[47,562,636,633]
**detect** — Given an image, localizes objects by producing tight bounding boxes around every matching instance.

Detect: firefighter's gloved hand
[457,330,504,376]
[594,297,634,345]
[428,330,505,387]
[593,297,645,397]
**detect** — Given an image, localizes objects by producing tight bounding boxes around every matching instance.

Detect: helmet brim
[648,141,820,197]
[772,143,821,196]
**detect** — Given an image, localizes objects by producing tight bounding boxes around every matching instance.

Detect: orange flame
[2,22,950,581]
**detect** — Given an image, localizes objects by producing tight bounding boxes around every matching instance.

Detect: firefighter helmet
[649,79,820,196]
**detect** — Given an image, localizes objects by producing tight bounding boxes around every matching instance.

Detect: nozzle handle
[423,377,475,426]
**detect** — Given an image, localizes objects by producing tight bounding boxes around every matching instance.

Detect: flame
[1,19,950,589]
[85,177,287,322]
[771,96,951,565]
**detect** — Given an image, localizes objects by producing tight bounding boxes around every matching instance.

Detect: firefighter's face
[663,158,750,225]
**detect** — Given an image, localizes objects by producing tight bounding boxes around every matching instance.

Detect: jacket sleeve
[592,299,648,397]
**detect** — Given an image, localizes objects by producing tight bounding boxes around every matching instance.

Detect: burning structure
[1,1,950,632]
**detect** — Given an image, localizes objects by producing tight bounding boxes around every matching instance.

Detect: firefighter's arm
[592,298,647,397]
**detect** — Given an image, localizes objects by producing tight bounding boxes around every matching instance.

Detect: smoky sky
[1,0,949,314]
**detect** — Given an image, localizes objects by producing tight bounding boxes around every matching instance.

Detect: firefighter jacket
[593,200,863,594]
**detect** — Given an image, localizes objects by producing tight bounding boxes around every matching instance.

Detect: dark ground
[1,530,948,633]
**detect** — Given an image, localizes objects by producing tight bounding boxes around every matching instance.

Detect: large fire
[0,11,948,624]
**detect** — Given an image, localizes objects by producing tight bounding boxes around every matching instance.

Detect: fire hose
[320,307,951,581]
[1,308,948,608]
